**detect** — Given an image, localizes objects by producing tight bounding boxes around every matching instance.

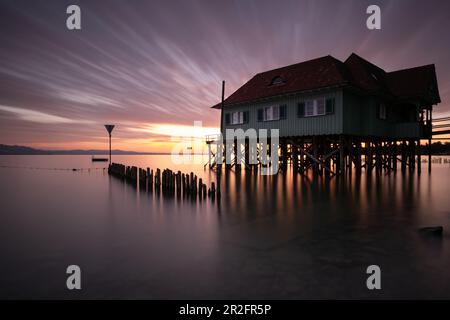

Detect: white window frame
[264,106,280,121]
[230,111,244,125]
[304,98,326,117]
[316,97,326,115]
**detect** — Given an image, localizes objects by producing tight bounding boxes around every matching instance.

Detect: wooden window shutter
[280,105,287,119]
[297,103,305,118]
[243,111,249,123]
[257,109,264,122]
[326,98,335,114]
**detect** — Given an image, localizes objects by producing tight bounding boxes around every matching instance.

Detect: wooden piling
[155,168,161,187]
[417,139,421,175]
[401,141,407,172]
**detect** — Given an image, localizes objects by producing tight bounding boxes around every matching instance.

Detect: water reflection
[107,160,428,227]
[0,155,449,299]
[215,167,425,224]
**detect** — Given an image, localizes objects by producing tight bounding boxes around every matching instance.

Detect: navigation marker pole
[104,124,115,165]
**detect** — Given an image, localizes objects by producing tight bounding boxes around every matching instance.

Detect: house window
[225,111,249,125]
[298,97,334,117]
[316,98,325,115]
[232,112,242,124]
[257,105,287,121]
[305,100,315,117]
[304,98,326,117]
[378,103,387,120]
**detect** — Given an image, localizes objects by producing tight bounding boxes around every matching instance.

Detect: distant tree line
[419,142,450,155]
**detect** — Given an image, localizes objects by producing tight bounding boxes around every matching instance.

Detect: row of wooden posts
[108,163,219,199]
[208,136,430,176]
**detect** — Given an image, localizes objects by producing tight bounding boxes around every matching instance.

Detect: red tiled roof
[386,65,440,104]
[213,55,350,108]
[213,53,440,108]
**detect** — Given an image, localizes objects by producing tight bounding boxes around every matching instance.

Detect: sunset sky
[1,0,450,152]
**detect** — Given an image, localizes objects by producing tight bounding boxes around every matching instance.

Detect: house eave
[211,83,349,109]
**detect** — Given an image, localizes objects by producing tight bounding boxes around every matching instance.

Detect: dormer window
[271,76,285,86]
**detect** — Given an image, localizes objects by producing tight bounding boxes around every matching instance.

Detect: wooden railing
[432,117,450,136]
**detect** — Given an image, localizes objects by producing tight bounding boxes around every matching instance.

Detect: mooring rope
[0,165,107,171]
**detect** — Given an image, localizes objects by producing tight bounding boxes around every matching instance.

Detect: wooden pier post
[155,168,161,187]
[392,141,397,172]
[355,139,362,174]
[292,140,299,172]
[280,138,288,170]
[193,175,198,195]
[313,136,319,175]
[375,141,382,174]
[186,173,190,194]
[428,138,432,173]
[244,137,250,169]
[408,139,415,171]
[234,138,241,170]
[417,139,421,175]
[211,182,216,196]
[401,141,407,173]
[338,135,344,175]
[366,140,372,173]
[428,106,432,173]
[176,171,181,193]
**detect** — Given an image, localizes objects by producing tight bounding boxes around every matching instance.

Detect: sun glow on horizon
[129,122,220,139]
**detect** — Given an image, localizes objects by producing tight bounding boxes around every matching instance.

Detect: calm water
[0,155,450,299]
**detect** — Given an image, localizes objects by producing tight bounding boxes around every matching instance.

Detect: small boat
[91,156,108,162]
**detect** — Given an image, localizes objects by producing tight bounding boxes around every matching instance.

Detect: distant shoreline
[1,143,450,156]
[0,144,169,156]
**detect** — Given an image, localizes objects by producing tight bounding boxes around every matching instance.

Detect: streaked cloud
[0,104,94,124]
[56,89,122,108]
[129,123,219,140]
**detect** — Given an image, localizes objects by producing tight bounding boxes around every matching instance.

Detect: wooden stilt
[401,141,407,173]
[339,135,344,175]
[417,139,421,175]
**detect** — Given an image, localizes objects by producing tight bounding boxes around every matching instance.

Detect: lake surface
[1,155,450,299]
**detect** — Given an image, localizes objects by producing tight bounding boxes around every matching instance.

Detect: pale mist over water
[0,155,450,299]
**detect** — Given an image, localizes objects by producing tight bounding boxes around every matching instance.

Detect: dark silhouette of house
[209,53,440,175]
[213,53,439,139]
